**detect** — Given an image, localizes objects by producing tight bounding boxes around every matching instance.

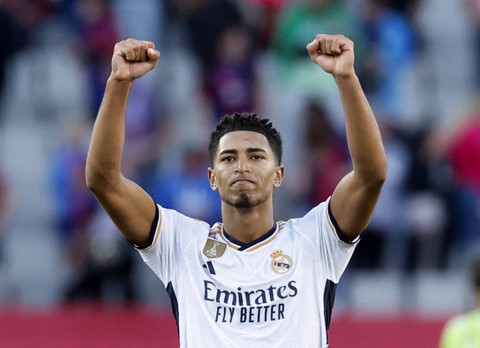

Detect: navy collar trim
[223,223,277,251]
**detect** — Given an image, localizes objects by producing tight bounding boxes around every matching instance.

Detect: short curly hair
[208,112,283,166]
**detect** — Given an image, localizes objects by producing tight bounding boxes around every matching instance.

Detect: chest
[176,230,323,302]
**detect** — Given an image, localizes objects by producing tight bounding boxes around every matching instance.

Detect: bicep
[330,171,383,239]
[93,175,157,248]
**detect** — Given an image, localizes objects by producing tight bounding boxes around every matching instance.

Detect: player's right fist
[111,38,160,81]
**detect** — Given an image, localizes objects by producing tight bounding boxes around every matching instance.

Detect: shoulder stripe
[326,200,359,245]
[135,203,162,251]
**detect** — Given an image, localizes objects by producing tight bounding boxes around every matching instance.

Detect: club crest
[203,239,227,258]
[270,250,293,274]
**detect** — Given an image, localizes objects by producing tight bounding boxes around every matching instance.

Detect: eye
[221,156,234,162]
[251,154,263,160]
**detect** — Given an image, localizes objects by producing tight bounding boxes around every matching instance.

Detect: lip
[230,178,255,186]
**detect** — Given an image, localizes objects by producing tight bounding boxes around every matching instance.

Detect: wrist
[333,72,358,84]
[107,75,134,89]
[105,76,134,98]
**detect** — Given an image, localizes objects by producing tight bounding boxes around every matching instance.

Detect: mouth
[231,178,255,186]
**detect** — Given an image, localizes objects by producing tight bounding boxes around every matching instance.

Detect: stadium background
[0,0,479,346]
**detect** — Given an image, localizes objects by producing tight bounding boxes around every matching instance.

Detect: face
[208,131,284,209]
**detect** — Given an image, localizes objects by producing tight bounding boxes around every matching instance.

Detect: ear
[208,167,218,191]
[273,165,284,188]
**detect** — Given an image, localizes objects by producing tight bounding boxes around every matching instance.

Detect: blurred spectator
[0,2,23,101]
[359,0,418,122]
[465,0,480,88]
[51,119,95,247]
[0,166,13,303]
[150,147,222,225]
[50,119,96,298]
[74,0,118,119]
[295,100,349,211]
[64,209,137,304]
[203,25,258,122]
[350,120,411,270]
[446,101,480,267]
[121,87,169,193]
[388,0,419,15]
[0,168,13,264]
[414,1,475,125]
[271,0,367,97]
[440,256,480,347]
[403,190,447,271]
[0,0,41,115]
[240,0,288,50]
[402,125,450,271]
[184,0,244,72]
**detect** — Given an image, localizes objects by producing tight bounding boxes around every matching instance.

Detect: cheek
[264,171,279,187]
[215,172,230,188]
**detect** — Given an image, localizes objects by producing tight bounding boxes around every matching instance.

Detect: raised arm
[306,34,387,240]
[85,39,160,247]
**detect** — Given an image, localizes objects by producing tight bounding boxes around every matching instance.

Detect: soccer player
[86,34,387,347]
[440,257,480,347]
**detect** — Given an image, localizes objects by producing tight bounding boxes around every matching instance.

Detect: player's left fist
[306,34,355,77]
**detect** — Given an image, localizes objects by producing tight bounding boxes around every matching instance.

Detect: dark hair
[208,112,283,166]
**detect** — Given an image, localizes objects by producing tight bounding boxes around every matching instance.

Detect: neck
[221,201,275,244]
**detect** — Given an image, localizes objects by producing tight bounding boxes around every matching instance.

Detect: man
[440,257,480,347]
[86,34,387,347]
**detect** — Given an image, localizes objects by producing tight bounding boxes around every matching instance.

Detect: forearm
[335,74,387,186]
[86,77,133,191]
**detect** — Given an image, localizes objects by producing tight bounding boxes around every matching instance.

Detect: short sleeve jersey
[137,197,358,347]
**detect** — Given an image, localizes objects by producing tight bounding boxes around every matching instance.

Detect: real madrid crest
[203,238,227,258]
[270,250,293,274]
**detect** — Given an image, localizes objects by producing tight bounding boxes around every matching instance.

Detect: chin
[232,199,256,209]
[224,192,266,209]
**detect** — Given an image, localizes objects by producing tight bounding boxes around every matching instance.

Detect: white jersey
[137,197,358,347]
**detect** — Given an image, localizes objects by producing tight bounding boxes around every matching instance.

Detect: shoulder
[140,205,212,250]
[286,199,359,245]
[161,206,213,240]
[161,206,211,226]
[287,200,329,226]
[280,201,329,240]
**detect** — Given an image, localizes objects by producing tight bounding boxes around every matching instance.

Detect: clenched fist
[306,34,355,78]
[111,38,160,81]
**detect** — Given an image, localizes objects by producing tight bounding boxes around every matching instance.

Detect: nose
[234,159,251,173]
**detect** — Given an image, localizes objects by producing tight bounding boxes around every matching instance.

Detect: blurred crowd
[0,0,480,306]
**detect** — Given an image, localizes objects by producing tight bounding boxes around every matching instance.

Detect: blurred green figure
[440,257,480,347]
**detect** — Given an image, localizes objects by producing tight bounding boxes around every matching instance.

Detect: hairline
[211,129,280,167]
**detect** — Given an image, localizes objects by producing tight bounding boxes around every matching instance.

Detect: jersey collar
[222,223,277,251]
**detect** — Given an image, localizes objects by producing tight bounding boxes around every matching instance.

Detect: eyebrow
[218,148,268,157]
